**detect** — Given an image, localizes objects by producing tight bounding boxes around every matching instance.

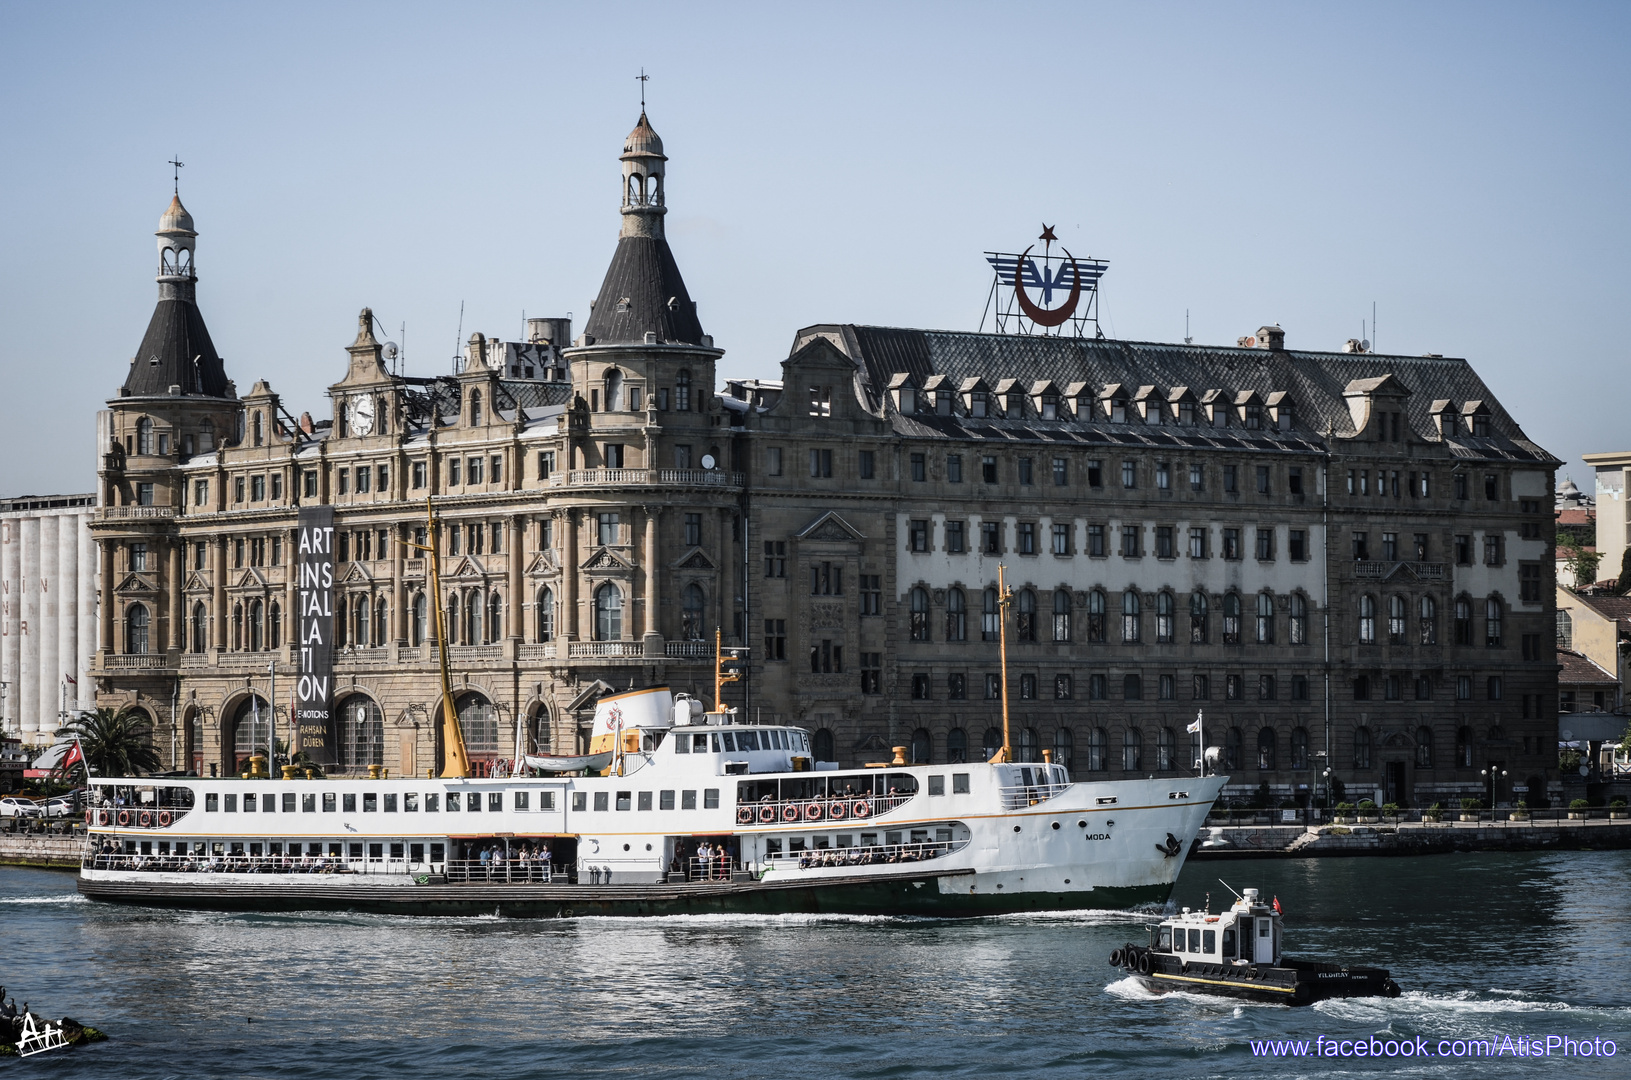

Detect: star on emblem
[1039,224,1058,242]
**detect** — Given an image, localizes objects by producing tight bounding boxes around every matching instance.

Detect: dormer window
[809,386,832,416]
[899,387,917,413]
[1244,404,1262,430]
[1143,401,1162,426]
[470,390,482,427]
[1473,415,1490,437]
[970,392,988,418]
[1178,402,1196,426]
[1277,406,1293,430]
[936,391,952,416]
[1040,393,1058,420]
[1110,399,1127,423]
[252,411,264,447]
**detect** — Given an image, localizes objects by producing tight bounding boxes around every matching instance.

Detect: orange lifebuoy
[98,810,111,826]
[803,801,824,821]
[852,799,871,819]
[117,810,131,827]
[158,811,172,827]
[736,806,754,825]
[781,804,800,822]
[827,801,848,820]
[758,805,776,824]
[138,811,153,827]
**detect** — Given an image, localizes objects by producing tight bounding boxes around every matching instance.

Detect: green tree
[54,707,161,779]
[1613,547,1631,595]
[1560,538,1602,589]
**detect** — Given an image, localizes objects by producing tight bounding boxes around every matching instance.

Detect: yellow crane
[406,498,471,778]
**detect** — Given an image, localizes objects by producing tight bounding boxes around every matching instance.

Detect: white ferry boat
[77,682,1224,917]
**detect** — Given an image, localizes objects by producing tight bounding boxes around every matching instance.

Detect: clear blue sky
[1,2,1626,496]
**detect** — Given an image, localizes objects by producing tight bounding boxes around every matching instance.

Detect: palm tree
[55,708,161,779]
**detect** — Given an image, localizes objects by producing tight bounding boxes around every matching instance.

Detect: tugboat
[1110,886,1401,1006]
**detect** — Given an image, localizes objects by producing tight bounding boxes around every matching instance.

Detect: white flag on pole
[1185,717,1202,734]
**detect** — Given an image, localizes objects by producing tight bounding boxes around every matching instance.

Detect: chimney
[1255,325,1285,351]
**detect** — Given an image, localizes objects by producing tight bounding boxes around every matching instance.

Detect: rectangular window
[1288,467,1303,495]
[947,455,963,483]
[1353,532,1370,561]
[684,513,702,547]
[1017,522,1035,555]
[1483,535,1503,566]
[1087,524,1105,558]
[1487,675,1503,700]
[860,575,882,616]
[982,455,998,483]
[1288,530,1306,561]
[234,476,246,502]
[302,470,318,498]
[1454,473,1468,500]
[1222,528,1241,560]
[1485,473,1499,501]
[947,522,966,554]
[598,513,619,546]
[1121,461,1136,489]
[1259,674,1276,701]
[860,653,881,694]
[353,467,370,494]
[637,791,653,811]
[982,522,1002,555]
[809,386,832,416]
[1519,563,1542,603]
[947,673,966,700]
[1189,464,1204,492]
[1256,466,1270,494]
[985,674,1001,700]
[490,456,502,485]
[1255,527,1274,561]
[194,479,208,506]
[763,619,786,661]
[468,456,483,484]
[765,447,782,476]
[343,793,357,813]
[1156,462,1170,491]
[1052,457,1068,486]
[448,458,460,486]
[909,519,930,552]
[412,461,426,489]
[911,453,926,482]
[858,450,874,479]
[809,449,833,478]
[1223,465,1238,493]
[1188,527,1207,559]
[1052,523,1070,556]
[538,450,556,480]
[1193,674,1209,700]
[1121,525,1141,558]
[1382,532,1398,561]
[911,673,930,700]
[1291,674,1309,701]
[704,789,720,809]
[1087,460,1103,487]
[1017,457,1034,485]
[1155,526,1174,559]
[810,562,843,595]
[763,541,786,578]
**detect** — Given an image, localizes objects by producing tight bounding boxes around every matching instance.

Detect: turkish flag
[60,741,85,772]
[1272,895,1283,915]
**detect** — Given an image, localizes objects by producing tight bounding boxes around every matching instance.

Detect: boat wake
[988,906,1166,927]
[1314,989,1631,1024]
[1101,975,1278,1009]
[0,893,88,906]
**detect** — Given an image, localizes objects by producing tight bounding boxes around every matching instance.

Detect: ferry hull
[78,870,1174,919]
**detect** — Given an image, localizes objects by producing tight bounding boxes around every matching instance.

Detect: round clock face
[352,394,376,436]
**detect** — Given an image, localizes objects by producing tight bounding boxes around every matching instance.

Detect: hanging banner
[295,505,336,767]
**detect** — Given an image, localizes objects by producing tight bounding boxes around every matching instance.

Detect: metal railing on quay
[1203,805,1630,827]
[734,793,914,826]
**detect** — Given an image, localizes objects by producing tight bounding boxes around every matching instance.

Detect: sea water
[1,851,1626,1078]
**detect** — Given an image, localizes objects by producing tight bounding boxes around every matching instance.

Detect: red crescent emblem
[1012,245,1083,328]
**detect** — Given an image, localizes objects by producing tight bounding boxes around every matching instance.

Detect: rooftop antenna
[399,322,406,376]
[637,68,649,110]
[1184,309,1192,345]
[168,156,184,196]
[1372,301,1377,354]
[452,300,464,375]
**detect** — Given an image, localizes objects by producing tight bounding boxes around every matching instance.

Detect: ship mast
[993,564,1013,763]
[407,497,471,778]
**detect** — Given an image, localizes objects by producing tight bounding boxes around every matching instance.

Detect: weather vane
[637,68,649,109]
[168,156,184,196]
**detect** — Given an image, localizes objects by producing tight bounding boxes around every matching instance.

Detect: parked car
[42,794,81,817]
[0,796,42,818]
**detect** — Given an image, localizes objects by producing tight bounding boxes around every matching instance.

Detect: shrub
[1381,803,1399,815]
[1357,799,1376,810]
[1460,798,1484,811]
[1428,802,1443,812]
[1334,802,1355,811]
[1570,798,1590,811]
[1611,798,1628,809]
[1514,800,1529,811]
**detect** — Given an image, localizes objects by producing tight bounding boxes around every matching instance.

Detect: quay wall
[0,834,81,869]
[1192,817,1631,859]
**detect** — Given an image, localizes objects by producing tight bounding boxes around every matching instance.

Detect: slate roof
[1558,650,1618,687]
[124,295,230,397]
[581,236,705,346]
[806,325,1556,463]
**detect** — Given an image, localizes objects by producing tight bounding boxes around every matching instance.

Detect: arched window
[463,591,479,645]
[231,696,272,774]
[232,602,245,651]
[1054,727,1074,770]
[1455,726,1473,768]
[627,174,640,206]
[594,583,623,641]
[1289,593,1308,645]
[1485,597,1503,647]
[675,369,692,412]
[1388,595,1407,644]
[135,417,154,455]
[530,705,552,754]
[945,587,967,641]
[1190,591,1209,644]
[252,411,264,447]
[190,602,207,653]
[412,592,428,646]
[370,597,385,648]
[125,604,150,654]
[981,726,1005,762]
[455,692,500,759]
[1123,673,1142,700]
[1415,725,1434,768]
[981,587,1000,641]
[1087,589,1107,643]
[1017,727,1040,764]
[909,587,931,641]
[1255,592,1275,644]
[269,600,282,650]
[338,696,385,771]
[487,592,502,643]
[604,368,624,411]
[1086,727,1108,771]
[681,584,706,641]
[249,598,264,652]
[1053,589,1072,642]
[1123,727,1142,772]
[910,728,932,765]
[1454,595,1473,645]
[1422,595,1440,644]
[536,587,554,642]
[1015,589,1036,642]
[947,727,968,764]
[1222,592,1241,645]
[1257,727,1276,770]
[1157,727,1176,771]
[1353,725,1373,769]
[354,595,371,649]
[1358,594,1376,644]
[1156,591,1174,643]
[1121,590,1141,643]
[469,389,482,427]
[446,593,460,646]
[1291,726,1309,769]
[813,728,835,763]
[1224,727,1243,770]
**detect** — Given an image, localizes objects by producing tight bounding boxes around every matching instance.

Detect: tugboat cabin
[1156,888,1281,966]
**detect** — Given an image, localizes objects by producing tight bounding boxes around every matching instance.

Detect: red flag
[60,740,85,772]
[1272,895,1283,915]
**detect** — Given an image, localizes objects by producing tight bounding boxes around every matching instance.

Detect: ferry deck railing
[734,792,914,826]
[446,858,560,884]
[80,853,423,875]
[996,782,1069,810]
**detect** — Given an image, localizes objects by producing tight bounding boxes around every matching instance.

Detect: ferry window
[1159,927,1172,951]
[249,843,262,857]
[302,793,316,812]
[638,792,653,811]
[594,792,609,811]
[928,775,945,796]
[430,843,445,863]
[704,788,720,809]
[282,793,296,813]
[514,792,530,811]
[1173,930,1184,952]
[1222,928,1235,956]
[488,793,502,812]
[885,831,902,845]
[205,793,219,812]
[682,790,697,810]
[324,843,338,857]
[426,794,439,812]
[789,836,806,852]
[243,794,256,814]
[384,793,397,812]
[349,843,363,860]
[263,794,276,812]
[540,792,555,810]
[323,793,336,813]
[573,792,587,811]
[363,793,378,812]
[306,844,321,857]
[710,734,722,752]
[1188,928,1201,952]
[467,793,481,812]
[696,734,712,752]
[368,843,383,860]
[675,736,690,754]
[404,793,418,812]
[860,833,878,846]
[660,790,676,810]
[410,844,424,863]
[1203,930,1216,953]
[616,791,632,811]
[722,733,736,752]
[389,842,404,859]
[445,792,459,812]
[343,794,357,813]
[1260,919,1271,938]
[953,773,970,794]
[224,794,238,812]
[766,838,783,857]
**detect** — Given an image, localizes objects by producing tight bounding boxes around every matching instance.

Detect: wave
[1314,989,1631,1023]
[0,893,88,905]
[1101,975,1279,1009]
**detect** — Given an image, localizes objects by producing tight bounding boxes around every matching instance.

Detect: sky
[1,1,1627,496]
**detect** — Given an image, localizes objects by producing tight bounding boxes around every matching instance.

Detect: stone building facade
[91,113,1561,806]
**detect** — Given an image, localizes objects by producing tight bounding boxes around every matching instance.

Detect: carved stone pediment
[796,511,865,544]
[184,571,212,593]
[340,562,373,584]
[581,546,633,573]
[526,550,560,576]
[671,547,716,571]
[115,573,158,595]
[448,556,486,579]
[231,568,267,590]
